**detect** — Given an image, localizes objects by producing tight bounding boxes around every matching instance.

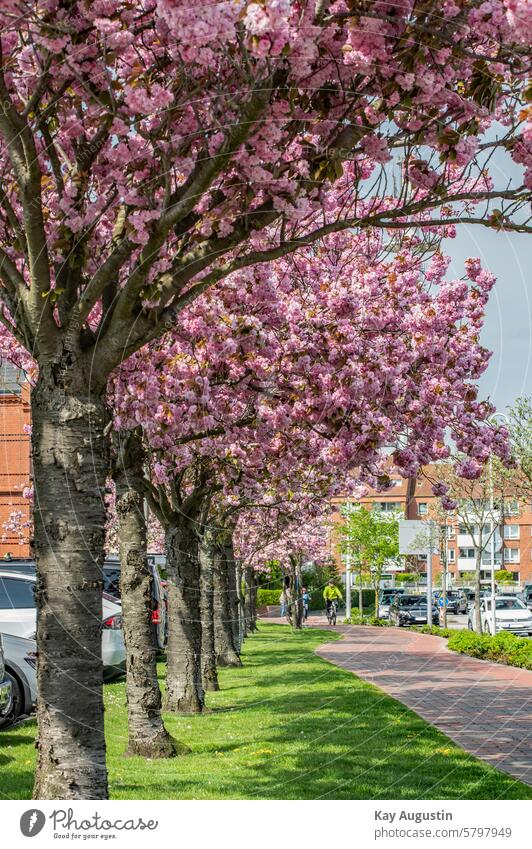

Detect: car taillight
[24,651,37,669]
[151,608,161,625]
[103,614,123,630]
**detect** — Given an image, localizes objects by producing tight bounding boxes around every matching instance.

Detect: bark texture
[244,566,258,633]
[32,369,109,800]
[287,557,303,629]
[213,534,242,667]
[199,527,219,692]
[114,440,176,758]
[234,556,245,650]
[164,518,205,712]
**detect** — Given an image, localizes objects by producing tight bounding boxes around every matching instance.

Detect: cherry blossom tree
[0,1,530,798]
[110,233,511,743]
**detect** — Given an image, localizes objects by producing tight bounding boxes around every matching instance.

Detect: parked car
[432,590,467,615]
[0,633,36,729]
[389,594,439,627]
[377,588,406,619]
[0,635,12,723]
[2,558,167,651]
[521,587,532,611]
[468,595,532,636]
[102,557,167,650]
[0,570,126,680]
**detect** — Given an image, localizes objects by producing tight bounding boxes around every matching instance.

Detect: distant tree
[429,459,519,632]
[340,507,401,612]
[508,398,532,497]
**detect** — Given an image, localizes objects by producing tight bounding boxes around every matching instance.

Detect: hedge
[257,589,281,606]
[447,630,532,670]
[408,625,532,670]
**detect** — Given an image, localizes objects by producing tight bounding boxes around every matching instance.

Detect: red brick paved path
[266,616,532,784]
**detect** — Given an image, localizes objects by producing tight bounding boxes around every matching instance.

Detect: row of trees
[0,1,530,799]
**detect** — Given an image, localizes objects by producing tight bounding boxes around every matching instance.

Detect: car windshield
[397,596,427,607]
[0,576,36,609]
[495,598,526,610]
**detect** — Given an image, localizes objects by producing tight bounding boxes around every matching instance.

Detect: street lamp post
[426,521,435,627]
[488,412,509,636]
[345,501,353,619]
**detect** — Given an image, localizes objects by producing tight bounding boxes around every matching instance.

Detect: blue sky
[446,226,531,416]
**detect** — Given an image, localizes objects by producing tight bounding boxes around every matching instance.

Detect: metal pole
[489,454,497,636]
[487,413,508,636]
[345,501,352,619]
[426,522,433,627]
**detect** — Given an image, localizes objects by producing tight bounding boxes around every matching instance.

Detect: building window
[459,548,475,559]
[446,525,455,538]
[448,549,455,562]
[376,501,401,512]
[418,502,428,515]
[503,525,519,540]
[504,548,520,564]
[458,524,468,535]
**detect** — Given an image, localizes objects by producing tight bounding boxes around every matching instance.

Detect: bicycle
[326,599,338,626]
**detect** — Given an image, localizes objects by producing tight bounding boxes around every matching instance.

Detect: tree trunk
[114,445,176,758]
[199,527,219,692]
[288,557,303,629]
[213,535,242,667]
[225,537,242,653]
[164,518,204,712]
[244,566,258,633]
[234,554,245,650]
[32,370,109,799]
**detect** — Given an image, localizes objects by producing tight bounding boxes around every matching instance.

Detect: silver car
[0,635,12,722]
[0,633,36,728]
[0,570,126,680]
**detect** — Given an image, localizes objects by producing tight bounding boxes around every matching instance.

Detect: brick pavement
[311,621,532,784]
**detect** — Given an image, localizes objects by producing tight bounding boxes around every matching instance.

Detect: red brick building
[332,468,532,586]
[0,361,31,558]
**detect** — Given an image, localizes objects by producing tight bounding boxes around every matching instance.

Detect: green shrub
[495,569,514,583]
[410,624,455,638]
[344,610,389,627]
[395,573,417,584]
[448,630,532,670]
[256,589,282,606]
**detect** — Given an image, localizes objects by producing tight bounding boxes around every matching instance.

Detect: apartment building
[0,360,31,558]
[332,467,532,586]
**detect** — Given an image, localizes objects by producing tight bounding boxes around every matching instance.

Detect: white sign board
[398,519,429,555]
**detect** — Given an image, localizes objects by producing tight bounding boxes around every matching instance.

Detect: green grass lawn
[1,623,531,800]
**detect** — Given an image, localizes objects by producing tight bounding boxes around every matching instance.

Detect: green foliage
[395,573,417,584]
[508,396,532,493]
[409,625,455,638]
[256,560,284,589]
[344,609,389,626]
[339,505,401,590]
[460,572,476,582]
[256,589,282,606]
[448,630,532,670]
[495,570,514,583]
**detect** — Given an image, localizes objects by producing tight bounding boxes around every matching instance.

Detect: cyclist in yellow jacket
[323,581,342,620]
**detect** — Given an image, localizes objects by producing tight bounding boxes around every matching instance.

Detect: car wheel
[0,673,22,729]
